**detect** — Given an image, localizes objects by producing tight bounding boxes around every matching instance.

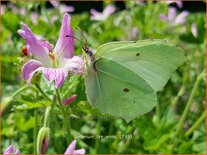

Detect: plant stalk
[185,110,206,137]
[175,70,205,136]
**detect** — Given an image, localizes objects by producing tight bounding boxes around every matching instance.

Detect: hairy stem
[35,84,51,101]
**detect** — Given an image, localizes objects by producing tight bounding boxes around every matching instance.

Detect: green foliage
[1,1,206,154]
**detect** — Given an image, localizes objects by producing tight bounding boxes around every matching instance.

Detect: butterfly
[80,38,186,122]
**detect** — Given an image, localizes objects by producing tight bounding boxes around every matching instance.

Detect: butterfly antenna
[76,27,88,46]
[65,35,85,44]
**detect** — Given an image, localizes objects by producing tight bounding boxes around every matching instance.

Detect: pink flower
[64,140,85,154]
[191,23,198,38]
[4,145,20,155]
[160,7,189,26]
[90,5,116,21]
[18,13,84,88]
[30,12,38,25]
[131,26,139,40]
[62,95,77,106]
[49,0,75,13]
[0,4,5,15]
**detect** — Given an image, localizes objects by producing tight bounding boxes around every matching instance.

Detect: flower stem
[44,106,51,127]
[172,85,185,105]
[1,86,37,115]
[33,109,38,154]
[185,110,206,137]
[55,88,71,143]
[35,84,51,101]
[11,86,35,98]
[175,70,205,136]
[94,120,102,153]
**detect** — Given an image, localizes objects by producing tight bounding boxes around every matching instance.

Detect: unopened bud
[62,95,77,106]
[21,46,30,56]
[37,127,51,154]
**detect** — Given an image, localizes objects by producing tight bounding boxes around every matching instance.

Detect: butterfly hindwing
[85,58,156,121]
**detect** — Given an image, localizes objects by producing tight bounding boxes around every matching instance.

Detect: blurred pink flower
[131,26,139,40]
[1,4,5,15]
[4,145,20,155]
[49,0,59,8]
[18,13,84,88]
[62,94,77,106]
[31,12,38,25]
[160,7,188,26]
[191,23,198,37]
[164,1,183,8]
[64,140,85,154]
[49,0,75,13]
[19,8,26,15]
[90,5,116,21]
[7,2,26,15]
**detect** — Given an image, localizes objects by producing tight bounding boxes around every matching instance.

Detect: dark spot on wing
[65,35,69,37]
[123,88,129,92]
[136,53,140,56]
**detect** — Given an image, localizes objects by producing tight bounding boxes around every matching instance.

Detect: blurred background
[1,0,206,154]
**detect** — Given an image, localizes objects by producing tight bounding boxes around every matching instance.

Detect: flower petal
[4,145,14,154]
[39,40,53,52]
[64,140,77,154]
[54,13,74,59]
[90,9,103,21]
[59,5,75,13]
[103,5,116,16]
[168,7,176,21]
[73,149,85,154]
[22,60,43,84]
[62,56,85,74]
[42,68,68,88]
[14,149,20,155]
[175,1,183,8]
[18,23,51,66]
[175,11,189,25]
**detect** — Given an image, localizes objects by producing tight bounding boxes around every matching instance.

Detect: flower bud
[37,127,51,154]
[21,46,30,56]
[62,95,77,106]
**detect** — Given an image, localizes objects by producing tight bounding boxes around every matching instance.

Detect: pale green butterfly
[82,39,186,122]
